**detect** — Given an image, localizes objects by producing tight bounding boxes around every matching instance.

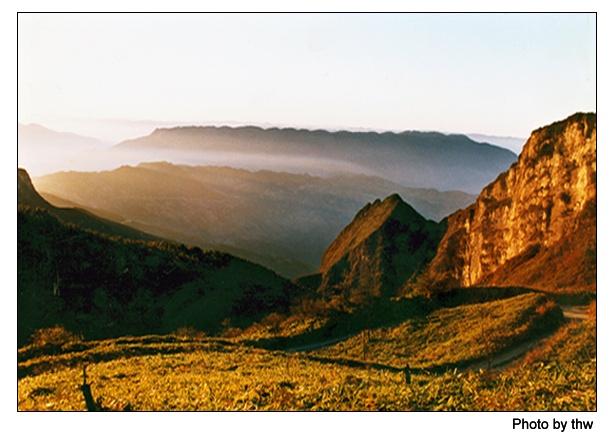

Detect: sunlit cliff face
[424,113,596,292]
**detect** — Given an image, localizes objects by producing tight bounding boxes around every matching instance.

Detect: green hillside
[18,205,298,346]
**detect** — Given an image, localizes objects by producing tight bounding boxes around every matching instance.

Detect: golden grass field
[18,293,595,411]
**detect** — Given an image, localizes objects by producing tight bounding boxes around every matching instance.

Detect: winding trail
[284,302,591,374]
[560,305,590,321]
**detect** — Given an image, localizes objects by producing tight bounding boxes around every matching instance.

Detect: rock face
[422,113,596,292]
[311,194,445,302]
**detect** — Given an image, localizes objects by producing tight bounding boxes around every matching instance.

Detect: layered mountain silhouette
[419,113,596,293]
[298,194,445,303]
[17,194,298,347]
[18,123,108,176]
[33,164,475,278]
[18,168,158,242]
[113,126,517,193]
[17,112,597,349]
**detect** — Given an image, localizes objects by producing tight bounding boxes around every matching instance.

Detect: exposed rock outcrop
[306,194,445,302]
[421,113,596,292]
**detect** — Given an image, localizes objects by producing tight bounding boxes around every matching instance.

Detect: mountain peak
[321,194,423,273]
[314,195,445,302]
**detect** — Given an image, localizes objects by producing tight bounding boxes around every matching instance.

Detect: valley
[17,113,597,411]
[33,164,475,278]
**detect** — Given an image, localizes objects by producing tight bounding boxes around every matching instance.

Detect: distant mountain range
[18,123,109,176]
[113,126,517,193]
[34,164,475,278]
[19,123,518,193]
[18,170,297,345]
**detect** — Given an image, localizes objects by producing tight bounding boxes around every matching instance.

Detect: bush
[29,325,82,348]
[260,312,287,331]
[173,327,208,340]
[535,299,557,317]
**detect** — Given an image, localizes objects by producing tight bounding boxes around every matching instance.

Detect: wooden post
[403,364,411,385]
[80,365,100,411]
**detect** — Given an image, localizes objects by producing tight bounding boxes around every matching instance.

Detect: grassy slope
[315,293,563,370]
[18,206,296,345]
[18,294,593,411]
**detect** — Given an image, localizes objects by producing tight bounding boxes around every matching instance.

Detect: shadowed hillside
[34,164,475,278]
[17,205,298,346]
[297,194,445,305]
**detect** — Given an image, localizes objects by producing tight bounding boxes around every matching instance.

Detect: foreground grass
[18,299,594,411]
[316,293,562,370]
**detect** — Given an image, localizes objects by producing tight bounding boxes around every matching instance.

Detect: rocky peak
[422,113,596,292]
[315,194,445,302]
[319,194,426,273]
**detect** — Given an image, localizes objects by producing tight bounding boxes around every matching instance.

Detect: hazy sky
[18,13,596,142]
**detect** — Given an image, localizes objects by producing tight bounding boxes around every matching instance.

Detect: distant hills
[18,175,298,346]
[34,163,475,278]
[420,113,596,293]
[114,126,518,193]
[18,168,159,242]
[18,123,108,176]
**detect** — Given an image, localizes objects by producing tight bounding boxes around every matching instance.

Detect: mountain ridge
[303,194,445,302]
[113,125,517,193]
[34,163,475,278]
[18,168,160,243]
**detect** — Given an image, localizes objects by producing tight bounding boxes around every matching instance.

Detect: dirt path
[472,305,591,371]
[561,305,590,321]
[285,334,351,353]
[285,302,591,374]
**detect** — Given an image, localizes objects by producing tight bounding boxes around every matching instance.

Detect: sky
[7,6,611,430]
[18,13,596,145]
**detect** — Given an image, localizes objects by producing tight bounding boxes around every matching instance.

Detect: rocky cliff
[311,194,445,302]
[421,113,596,292]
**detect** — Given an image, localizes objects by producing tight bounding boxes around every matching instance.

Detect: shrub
[29,325,82,348]
[220,318,243,338]
[535,299,557,317]
[173,327,208,340]
[260,312,287,331]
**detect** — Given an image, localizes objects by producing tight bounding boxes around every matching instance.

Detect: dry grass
[18,294,593,411]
